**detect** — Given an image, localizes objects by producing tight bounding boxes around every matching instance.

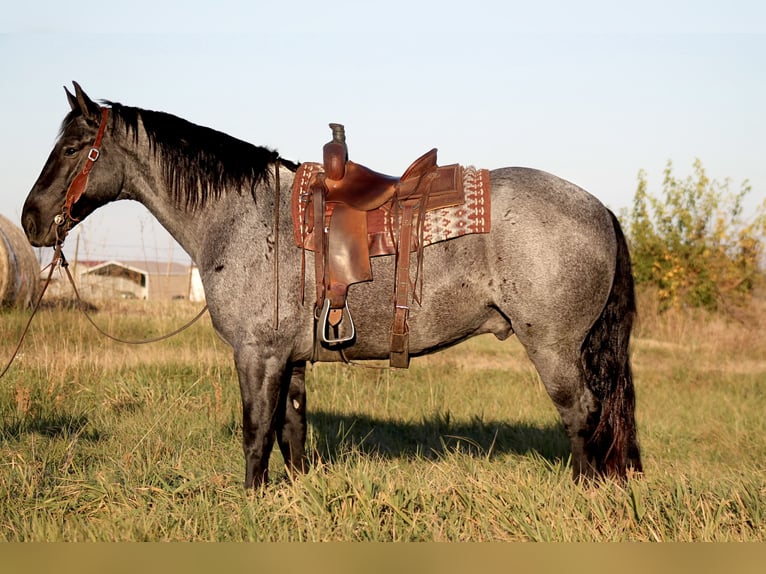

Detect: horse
[21,82,642,489]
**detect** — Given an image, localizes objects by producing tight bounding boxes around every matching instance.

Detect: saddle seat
[323,149,438,211]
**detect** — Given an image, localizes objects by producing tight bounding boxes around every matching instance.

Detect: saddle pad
[419,165,491,244]
[291,162,491,254]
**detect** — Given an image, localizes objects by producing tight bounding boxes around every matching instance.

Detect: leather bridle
[54,106,110,238]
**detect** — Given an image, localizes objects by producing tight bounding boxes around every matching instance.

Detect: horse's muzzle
[21,209,56,247]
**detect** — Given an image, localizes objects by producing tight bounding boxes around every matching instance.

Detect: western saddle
[294,124,467,367]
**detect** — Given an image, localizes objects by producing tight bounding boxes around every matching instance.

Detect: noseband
[55,106,110,238]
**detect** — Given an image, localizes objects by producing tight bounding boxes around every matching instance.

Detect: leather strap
[313,177,347,328]
[62,107,110,222]
[313,177,327,312]
[389,172,438,368]
[390,201,415,368]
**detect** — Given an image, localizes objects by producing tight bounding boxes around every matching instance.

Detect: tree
[621,159,766,311]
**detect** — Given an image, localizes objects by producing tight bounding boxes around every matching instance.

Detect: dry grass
[634,286,766,356]
[631,288,766,388]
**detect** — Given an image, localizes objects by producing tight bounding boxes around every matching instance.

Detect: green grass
[0,299,764,541]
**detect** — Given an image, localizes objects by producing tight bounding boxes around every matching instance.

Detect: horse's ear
[64,85,78,111]
[69,81,100,119]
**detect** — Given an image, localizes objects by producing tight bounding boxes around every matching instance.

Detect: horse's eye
[64,147,78,157]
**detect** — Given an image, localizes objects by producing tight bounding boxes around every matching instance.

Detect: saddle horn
[323,123,348,180]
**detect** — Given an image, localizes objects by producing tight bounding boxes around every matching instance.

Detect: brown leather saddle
[293,124,467,367]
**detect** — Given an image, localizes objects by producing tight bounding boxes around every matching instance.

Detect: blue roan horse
[22,83,642,488]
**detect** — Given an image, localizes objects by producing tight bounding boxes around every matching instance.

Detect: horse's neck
[113,116,292,263]
[120,151,205,261]
[124,154,291,266]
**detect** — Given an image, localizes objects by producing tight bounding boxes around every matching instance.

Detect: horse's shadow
[1,413,102,442]
[307,409,570,465]
[2,410,570,470]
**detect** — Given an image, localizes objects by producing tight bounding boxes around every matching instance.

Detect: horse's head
[22,82,120,247]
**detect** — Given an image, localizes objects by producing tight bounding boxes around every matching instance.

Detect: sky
[2,1,765,265]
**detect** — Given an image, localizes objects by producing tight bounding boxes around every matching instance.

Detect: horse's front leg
[235,345,287,489]
[276,361,308,478]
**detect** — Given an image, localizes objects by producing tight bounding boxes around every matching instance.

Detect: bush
[621,159,766,311]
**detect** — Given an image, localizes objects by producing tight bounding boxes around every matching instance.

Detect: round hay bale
[0,213,42,309]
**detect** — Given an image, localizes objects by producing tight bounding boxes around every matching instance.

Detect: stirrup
[317,299,356,345]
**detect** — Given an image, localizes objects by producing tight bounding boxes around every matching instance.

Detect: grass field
[0,290,764,541]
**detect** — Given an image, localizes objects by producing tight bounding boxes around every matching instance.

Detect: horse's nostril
[22,213,37,238]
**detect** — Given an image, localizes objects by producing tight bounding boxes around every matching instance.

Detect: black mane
[102,102,296,210]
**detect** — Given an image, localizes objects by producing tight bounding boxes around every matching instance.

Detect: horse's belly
[314,235,506,361]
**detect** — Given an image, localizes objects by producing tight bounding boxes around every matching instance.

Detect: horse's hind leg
[508,211,641,480]
[276,361,308,477]
[527,331,641,481]
[526,343,601,480]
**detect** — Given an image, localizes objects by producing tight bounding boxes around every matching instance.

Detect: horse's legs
[235,347,285,489]
[276,361,308,477]
[525,344,601,480]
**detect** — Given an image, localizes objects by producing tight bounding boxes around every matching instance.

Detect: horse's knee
[286,363,307,415]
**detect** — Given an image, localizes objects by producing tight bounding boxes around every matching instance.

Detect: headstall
[55,106,110,236]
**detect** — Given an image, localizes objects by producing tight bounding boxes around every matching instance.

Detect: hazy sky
[2,1,765,264]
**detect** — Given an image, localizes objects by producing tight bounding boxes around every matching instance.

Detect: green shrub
[620,159,765,311]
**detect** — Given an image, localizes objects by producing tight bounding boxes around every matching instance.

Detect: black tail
[580,211,642,478]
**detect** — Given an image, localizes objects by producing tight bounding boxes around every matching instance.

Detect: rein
[0,245,63,379]
[57,251,209,344]
[0,235,210,382]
